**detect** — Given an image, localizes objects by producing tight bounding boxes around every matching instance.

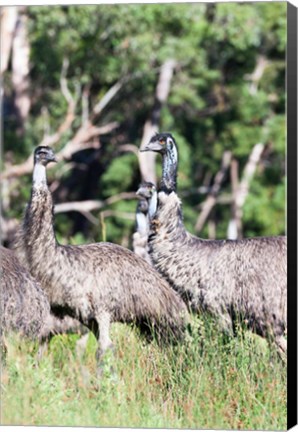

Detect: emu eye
[159,139,165,145]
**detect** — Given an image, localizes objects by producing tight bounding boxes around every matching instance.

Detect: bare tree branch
[92,68,161,119]
[244,55,269,96]
[54,191,136,214]
[195,150,232,233]
[82,84,90,127]
[93,80,123,116]
[1,59,125,181]
[118,144,139,156]
[58,121,118,160]
[1,67,159,182]
[100,210,135,221]
[0,122,118,180]
[60,58,74,106]
[105,191,136,206]
[54,200,104,214]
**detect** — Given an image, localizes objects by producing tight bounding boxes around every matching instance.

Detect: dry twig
[195,150,232,233]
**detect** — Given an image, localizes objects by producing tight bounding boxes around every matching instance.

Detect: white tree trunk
[0,7,18,75]
[227,143,264,239]
[139,59,176,183]
[11,8,31,125]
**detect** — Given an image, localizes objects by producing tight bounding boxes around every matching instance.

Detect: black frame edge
[287,1,298,430]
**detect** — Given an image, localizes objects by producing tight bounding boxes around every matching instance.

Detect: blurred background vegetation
[1,2,286,247]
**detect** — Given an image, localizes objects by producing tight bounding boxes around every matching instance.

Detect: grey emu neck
[25,180,57,262]
[160,147,178,194]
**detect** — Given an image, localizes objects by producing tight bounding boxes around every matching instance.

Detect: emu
[132,182,157,264]
[1,246,88,357]
[142,132,287,353]
[14,146,189,367]
[0,246,52,352]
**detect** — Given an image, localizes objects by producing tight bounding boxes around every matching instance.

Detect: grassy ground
[1,316,286,430]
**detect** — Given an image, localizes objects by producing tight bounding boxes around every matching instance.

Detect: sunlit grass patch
[1,316,286,429]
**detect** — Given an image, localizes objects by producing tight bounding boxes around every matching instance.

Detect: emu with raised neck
[23,146,57,271]
[16,146,189,368]
[142,132,287,354]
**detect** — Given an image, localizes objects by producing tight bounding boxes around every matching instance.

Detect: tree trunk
[227,158,242,239]
[227,143,265,239]
[0,7,18,75]
[139,59,176,183]
[11,8,31,131]
[195,150,232,233]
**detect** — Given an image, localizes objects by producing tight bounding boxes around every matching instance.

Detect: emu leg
[95,311,114,362]
[92,312,115,378]
[75,333,89,358]
[275,335,287,363]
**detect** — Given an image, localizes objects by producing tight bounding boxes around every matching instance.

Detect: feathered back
[0,246,51,340]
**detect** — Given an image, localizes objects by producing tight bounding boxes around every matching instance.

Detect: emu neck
[24,168,57,268]
[148,190,158,220]
[154,191,186,238]
[160,147,178,194]
[136,212,148,236]
[33,163,47,188]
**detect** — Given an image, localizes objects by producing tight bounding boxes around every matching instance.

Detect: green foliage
[243,176,286,236]
[101,153,138,197]
[3,2,286,244]
[1,319,286,429]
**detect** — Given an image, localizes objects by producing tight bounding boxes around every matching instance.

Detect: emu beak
[140,142,164,153]
[136,187,145,197]
[47,154,58,164]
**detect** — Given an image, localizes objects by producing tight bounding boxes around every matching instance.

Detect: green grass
[1,316,286,430]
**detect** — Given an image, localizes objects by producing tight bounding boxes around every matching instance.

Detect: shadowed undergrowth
[1,315,286,430]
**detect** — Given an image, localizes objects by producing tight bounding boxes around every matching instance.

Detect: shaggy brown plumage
[14,146,189,363]
[0,246,51,342]
[142,133,287,352]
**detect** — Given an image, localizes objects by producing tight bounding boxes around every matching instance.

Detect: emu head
[136,182,156,200]
[136,182,157,220]
[34,146,57,166]
[141,133,178,195]
[141,132,177,157]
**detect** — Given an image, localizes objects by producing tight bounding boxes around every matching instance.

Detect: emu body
[15,146,188,363]
[0,246,51,341]
[143,133,287,352]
